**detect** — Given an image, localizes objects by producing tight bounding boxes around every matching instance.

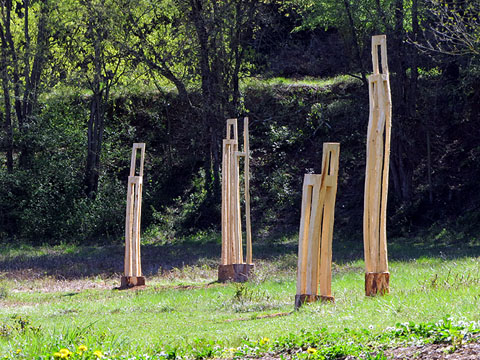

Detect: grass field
[1,235,480,359]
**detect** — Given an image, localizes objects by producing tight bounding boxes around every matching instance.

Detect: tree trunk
[84,34,106,199]
[0,24,13,172]
[24,0,49,120]
[190,0,223,207]
[3,0,23,128]
[19,0,49,168]
[389,0,413,203]
[409,0,419,119]
[343,0,367,87]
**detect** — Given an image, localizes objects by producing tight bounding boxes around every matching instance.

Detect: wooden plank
[319,143,339,297]
[227,142,235,264]
[244,118,253,265]
[297,175,313,295]
[136,179,143,276]
[379,85,392,272]
[371,95,385,272]
[235,151,243,264]
[130,143,146,177]
[221,141,227,265]
[124,180,134,276]
[228,140,237,263]
[306,175,325,296]
[364,77,376,274]
[364,35,391,294]
[319,189,333,296]
[226,118,238,142]
[226,119,235,140]
[378,37,390,273]
[131,176,142,276]
[130,146,137,177]
[371,35,387,75]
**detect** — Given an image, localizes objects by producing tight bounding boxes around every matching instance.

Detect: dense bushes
[1,68,480,245]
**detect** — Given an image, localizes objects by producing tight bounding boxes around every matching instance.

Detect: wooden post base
[295,294,335,309]
[365,272,389,296]
[120,276,146,289]
[218,264,255,282]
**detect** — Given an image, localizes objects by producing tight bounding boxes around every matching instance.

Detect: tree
[422,0,480,57]
[58,0,131,199]
[124,0,262,224]
[0,0,52,171]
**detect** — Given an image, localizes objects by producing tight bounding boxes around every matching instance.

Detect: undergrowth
[1,315,479,359]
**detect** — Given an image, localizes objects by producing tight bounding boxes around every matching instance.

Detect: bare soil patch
[385,341,480,360]
[251,340,480,359]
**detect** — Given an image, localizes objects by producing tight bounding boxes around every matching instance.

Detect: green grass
[241,74,362,90]
[2,239,480,359]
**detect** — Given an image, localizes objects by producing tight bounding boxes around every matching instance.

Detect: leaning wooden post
[363,35,392,296]
[295,143,340,308]
[219,118,254,282]
[243,118,253,265]
[121,143,146,288]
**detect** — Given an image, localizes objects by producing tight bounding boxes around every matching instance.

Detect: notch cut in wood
[295,143,339,308]
[363,35,392,296]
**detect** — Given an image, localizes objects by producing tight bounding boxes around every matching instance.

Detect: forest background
[0,0,479,247]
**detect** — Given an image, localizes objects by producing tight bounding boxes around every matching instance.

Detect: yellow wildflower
[59,348,72,358]
[307,347,317,354]
[260,337,270,345]
[93,350,103,358]
[77,345,87,353]
[15,350,21,354]
[53,353,62,359]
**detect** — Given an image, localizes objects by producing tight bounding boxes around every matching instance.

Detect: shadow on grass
[1,233,480,280]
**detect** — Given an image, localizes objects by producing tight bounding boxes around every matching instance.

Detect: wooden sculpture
[121,143,146,288]
[219,117,254,282]
[363,35,392,296]
[295,143,340,308]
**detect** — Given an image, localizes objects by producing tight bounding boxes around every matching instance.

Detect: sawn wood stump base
[120,276,146,289]
[218,264,255,282]
[295,294,335,309]
[365,272,389,296]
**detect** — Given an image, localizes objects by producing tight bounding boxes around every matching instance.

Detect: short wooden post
[295,143,340,308]
[219,118,254,282]
[121,143,146,288]
[363,35,392,296]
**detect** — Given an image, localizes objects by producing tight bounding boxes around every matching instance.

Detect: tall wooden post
[219,118,254,282]
[295,143,340,308]
[121,143,146,288]
[363,35,392,296]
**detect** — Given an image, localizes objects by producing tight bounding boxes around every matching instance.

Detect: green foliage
[427,0,480,56]
[0,0,479,245]
[244,77,366,236]
[225,283,277,312]
[0,287,7,301]
[0,316,41,339]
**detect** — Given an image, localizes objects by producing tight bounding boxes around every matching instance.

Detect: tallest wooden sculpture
[363,35,392,296]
